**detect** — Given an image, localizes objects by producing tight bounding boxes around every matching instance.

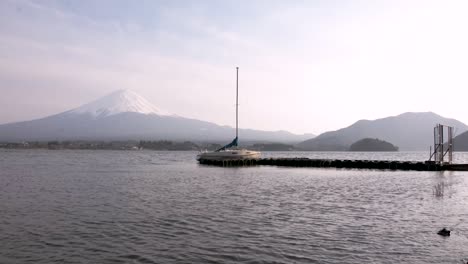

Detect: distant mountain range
[4,90,468,150]
[0,90,314,143]
[297,112,468,151]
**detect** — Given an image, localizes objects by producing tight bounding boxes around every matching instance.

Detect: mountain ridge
[298,112,468,151]
[0,90,314,143]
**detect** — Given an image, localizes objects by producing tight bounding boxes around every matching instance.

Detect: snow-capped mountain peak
[69,89,171,117]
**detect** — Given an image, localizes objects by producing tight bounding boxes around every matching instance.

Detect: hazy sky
[1,0,468,134]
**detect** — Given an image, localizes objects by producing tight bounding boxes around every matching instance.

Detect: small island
[349,138,399,152]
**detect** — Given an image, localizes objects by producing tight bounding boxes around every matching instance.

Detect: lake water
[1,150,468,263]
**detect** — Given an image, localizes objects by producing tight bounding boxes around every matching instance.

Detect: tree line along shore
[0,140,299,151]
[0,138,400,152]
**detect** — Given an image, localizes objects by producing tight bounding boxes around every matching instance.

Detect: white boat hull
[197,149,261,161]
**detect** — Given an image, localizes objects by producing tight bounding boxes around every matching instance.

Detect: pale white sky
[1,0,468,134]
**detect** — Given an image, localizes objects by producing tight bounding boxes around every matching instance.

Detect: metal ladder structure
[429,124,454,164]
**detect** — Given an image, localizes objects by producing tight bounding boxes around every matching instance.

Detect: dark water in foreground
[1,150,468,264]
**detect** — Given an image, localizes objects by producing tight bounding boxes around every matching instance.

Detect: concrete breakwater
[198,158,468,171]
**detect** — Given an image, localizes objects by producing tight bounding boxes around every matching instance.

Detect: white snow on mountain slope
[69,89,171,117]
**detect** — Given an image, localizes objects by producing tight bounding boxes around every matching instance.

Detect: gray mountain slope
[297,112,468,151]
[453,130,468,151]
[0,111,314,143]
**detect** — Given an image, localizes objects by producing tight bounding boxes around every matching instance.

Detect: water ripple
[1,150,468,263]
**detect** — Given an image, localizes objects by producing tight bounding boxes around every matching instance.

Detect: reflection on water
[1,150,468,263]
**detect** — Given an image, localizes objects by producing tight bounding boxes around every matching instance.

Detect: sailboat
[197,67,261,161]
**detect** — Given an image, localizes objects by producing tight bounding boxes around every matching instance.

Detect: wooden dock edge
[198,158,468,171]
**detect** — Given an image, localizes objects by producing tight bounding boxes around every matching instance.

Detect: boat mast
[236,67,239,140]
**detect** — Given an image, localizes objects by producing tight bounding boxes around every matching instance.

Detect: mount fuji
[67,89,172,118]
[0,89,314,142]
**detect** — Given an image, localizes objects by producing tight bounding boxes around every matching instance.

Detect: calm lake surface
[1,150,468,263]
